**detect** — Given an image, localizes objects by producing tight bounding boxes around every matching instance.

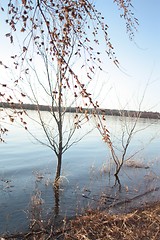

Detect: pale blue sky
[0,1,160,112]
[94,0,160,112]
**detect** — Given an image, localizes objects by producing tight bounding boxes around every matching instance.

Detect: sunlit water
[0,110,160,234]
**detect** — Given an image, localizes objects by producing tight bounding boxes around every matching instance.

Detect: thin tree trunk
[55,152,62,184]
[54,65,63,186]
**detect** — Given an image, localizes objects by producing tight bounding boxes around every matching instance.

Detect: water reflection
[28,179,61,233]
[54,184,60,217]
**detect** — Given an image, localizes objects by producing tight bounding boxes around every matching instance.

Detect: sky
[0,0,160,112]
[94,0,160,112]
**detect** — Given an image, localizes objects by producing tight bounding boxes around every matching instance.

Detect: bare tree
[1,0,138,184]
[96,83,156,185]
[19,42,94,185]
[112,110,143,184]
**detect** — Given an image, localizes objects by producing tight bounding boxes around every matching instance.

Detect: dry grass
[64,202,160,240]
[1,202,160,239]
[125,160,149,169]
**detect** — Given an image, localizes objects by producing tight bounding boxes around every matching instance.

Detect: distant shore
[0,101,160,120]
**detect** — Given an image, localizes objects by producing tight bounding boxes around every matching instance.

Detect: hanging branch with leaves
[0,0,138,181]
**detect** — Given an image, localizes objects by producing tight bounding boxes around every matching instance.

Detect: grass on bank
[64,202,160,240]
[1,202,160,240]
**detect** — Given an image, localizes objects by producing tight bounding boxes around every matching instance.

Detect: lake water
[0,110,160,234]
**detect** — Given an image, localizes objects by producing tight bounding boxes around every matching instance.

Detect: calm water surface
[0,111,160,234]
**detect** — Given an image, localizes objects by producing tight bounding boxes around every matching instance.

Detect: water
[0,111,160,234]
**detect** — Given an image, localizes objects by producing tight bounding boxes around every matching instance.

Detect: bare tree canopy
[0,0,138,182]
[0,0,138,132]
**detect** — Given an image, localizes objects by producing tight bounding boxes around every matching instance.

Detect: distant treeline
[0,102,160,120]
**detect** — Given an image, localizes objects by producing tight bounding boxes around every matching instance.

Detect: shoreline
[1,102,160,120]
[1,200,159,239]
